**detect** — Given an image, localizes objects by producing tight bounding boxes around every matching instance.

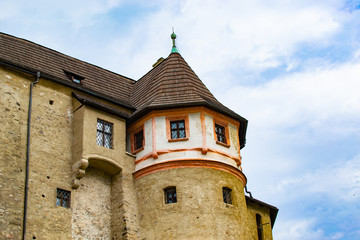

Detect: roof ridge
[0,32,136,83]
[130,51,222,112]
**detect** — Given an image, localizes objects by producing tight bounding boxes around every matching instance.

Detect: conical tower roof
[131,52,220,112]
[130,50,247,148]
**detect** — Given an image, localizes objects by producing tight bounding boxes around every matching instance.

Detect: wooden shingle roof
[0,32,135,109]
[131,52,247,148]
[132,52,218,113]
[0,32,247,148]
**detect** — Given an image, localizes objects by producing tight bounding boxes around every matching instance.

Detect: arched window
[222,187,232,204]
[256,214,263,240]
[164,186,177,204]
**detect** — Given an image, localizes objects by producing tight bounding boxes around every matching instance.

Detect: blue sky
[1,0,359,239]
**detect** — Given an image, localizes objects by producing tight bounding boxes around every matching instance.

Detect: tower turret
[128,32,250,239]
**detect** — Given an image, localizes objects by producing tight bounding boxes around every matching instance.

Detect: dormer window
[64,70,84,84]
[72,76,82,84]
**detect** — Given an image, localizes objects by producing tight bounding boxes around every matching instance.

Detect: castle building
[0,31,278,239]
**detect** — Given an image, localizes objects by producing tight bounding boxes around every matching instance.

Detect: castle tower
[0,31,277,240]
[128,33,249,239]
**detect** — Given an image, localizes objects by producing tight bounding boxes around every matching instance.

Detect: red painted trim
[152,118,157,158]
[133,159,247,186]
[200,113,208,154]
[134,147,241,166]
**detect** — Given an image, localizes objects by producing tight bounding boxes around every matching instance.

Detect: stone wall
[245,201,274,240]
[21,75,74,239]
[0,68,31,239]
[72,167,112,239]
[0,66,141,239]
[135,167,247,240]
[1,64,275,240]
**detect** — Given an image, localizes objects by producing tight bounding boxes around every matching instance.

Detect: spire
[171,29,179,53]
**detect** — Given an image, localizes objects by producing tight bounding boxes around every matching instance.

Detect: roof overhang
[0,57,136,111]
[245,196,279,228]
[129,102,248,149]
[72,92,130,120]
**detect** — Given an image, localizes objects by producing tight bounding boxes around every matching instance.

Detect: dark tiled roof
[0,32,247,147]
[0,32,135,109]
[131,52,247,148]
[131,52,218,112]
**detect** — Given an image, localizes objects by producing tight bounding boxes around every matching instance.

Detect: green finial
[171,28,178,53]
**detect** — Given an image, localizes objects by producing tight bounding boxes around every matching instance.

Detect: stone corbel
[71,158,89,189]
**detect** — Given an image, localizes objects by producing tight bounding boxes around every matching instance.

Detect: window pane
[215,124,226,143]
[97,119,113,149]
[179,130,185,138]
[57,188,71,208]
[97,121,103,131]
[104,124,111,133]
[165,187,177,204]
[170,120,186,139]
[104,134,111,148]
[171,130,178,139]
[223,187,232,204]
[97,131,103,145]
[134,130,143,150]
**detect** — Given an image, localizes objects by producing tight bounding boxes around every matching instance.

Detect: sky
[1,0,360,239]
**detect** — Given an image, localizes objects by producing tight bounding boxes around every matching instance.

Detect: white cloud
[275,217,347,240]
[222,61,360,135]
[1,1,360,239]
[77,0,351,80]
[271,154,360,202]
[0,0,123,28]
[275,218,324,240]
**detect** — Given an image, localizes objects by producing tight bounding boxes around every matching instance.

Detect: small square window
[166,115,189,142]
[223,187,232,204]
[97,119,113,149]
[170,120,186,139]
[134,129,144,151]
[215,123,226,144]
[164,187,177,204]
[56,188,71,208]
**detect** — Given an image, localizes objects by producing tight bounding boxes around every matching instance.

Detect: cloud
[272,154,360,202]
[2,0,358,83]
[222,60,360,134]
[275,217,349,240]
[0,0,123,28]
[1,1,360,239]
[270,154,360,240]
[275,218,324,240]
